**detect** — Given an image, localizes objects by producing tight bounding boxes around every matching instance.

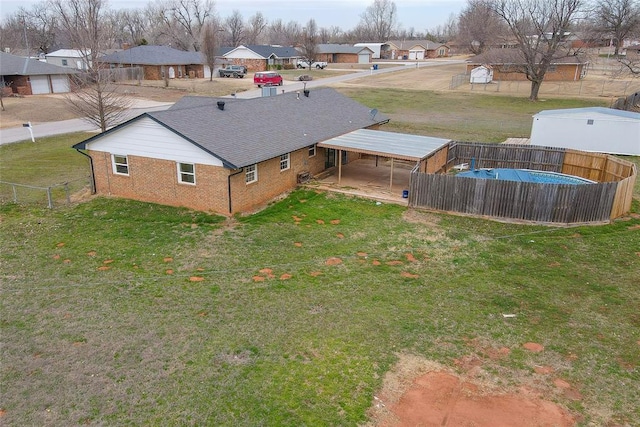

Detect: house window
[61,59,68,66]
[587,119,594,125]
[246,164,257,184]
[280,153,290,171]
[178,163,195,184]
[308,144,316,157]
[112,154,129,175]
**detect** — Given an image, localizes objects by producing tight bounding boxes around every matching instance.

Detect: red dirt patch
[628,224,640,230]
[294,242,303,247]
[554,378,571,389]
[196,267,204,271]
[534,366,555,375]
[382,371,575,426]
[103,259,114,264]
[97,266,110,271]
[260,268,273,274]
[56,242,65,247]
[292,215,303,222]
[357,252,368,257]
[405,253,417,262]
[309,271,323,277]
[165,269,174,275]
[386,260,404,266]
[52,254,60,260]
[86,251,97,256]
[548,261,561,267]
[326,257,343,266]
[401,272,419,278]
[280,273,292,280]
[63,259,71,263]
[330,219,341,224]
[163,257,173,262]
[523,342,545,353]
[189,276,204,282]
[316,219,325,224]
[372,259,381,266]
[253,275,265,282]
[336,233,345,238]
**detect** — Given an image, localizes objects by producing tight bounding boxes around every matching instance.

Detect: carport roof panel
[318,129,450,161]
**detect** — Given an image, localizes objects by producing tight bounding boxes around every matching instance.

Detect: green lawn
[1,89,639,425]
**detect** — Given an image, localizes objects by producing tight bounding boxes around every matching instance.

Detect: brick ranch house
[72,88,389,215]
[466,49,589,81]
[314,44,373,64]
[0,52,78,95]
[220,45,300,72]
[97,45,208,80]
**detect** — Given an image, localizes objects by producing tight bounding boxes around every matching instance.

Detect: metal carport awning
[318,128,451,188]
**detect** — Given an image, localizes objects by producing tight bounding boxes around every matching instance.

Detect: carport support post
[337,149,342,184]
[389,157,394,189]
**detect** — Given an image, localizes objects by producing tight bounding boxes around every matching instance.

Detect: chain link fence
[0,177,92,209]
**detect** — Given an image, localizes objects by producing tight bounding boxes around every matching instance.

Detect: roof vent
[303,89,310,97]
[369,108,378,120]
[217,101,225,111]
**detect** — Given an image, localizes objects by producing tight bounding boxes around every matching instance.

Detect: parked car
[219,65,247,78]
[296,60,327,69]
[254,71,283,87]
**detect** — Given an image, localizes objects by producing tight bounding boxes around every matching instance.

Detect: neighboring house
[45,49,92,70]
[221,45,300,71]
[530,107,640,156]
[314,44,373,64]
[354,43,385,59]
[71,88,390,215]
[0,52,78,95]
[469,65,493,83]
[625,44,640,58]
[466,49,589,81]
[384,40,450,60]
[97,45,207,80]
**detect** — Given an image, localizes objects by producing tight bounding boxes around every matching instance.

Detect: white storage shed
[530,107,640,156]
[470,65,493,83]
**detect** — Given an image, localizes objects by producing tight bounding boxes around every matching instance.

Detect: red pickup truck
[254,71,283,87]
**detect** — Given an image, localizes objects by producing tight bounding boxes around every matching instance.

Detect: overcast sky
[0,0,465,33]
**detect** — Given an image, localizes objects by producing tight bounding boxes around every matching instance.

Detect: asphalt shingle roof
[0,52,78,76]
[468,49,588,65]
[98,45,204,65]
[316,44,369,54]
[75,88,389,169]
[241,45,300,59]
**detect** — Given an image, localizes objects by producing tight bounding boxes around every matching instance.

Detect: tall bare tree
[171,0,214,51]
[201,21,220,81]
[595,0,640,55]
[225,10,245,47]
[489,0,584,101]
[359,0,397,41]
[52,0,132,132]
[246,12,267,45]
[458,0,506,54]
[300,19,319,63]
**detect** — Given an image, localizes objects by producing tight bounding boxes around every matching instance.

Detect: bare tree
[300,19,320,63]
[246,12,267,45]
[119,9,149,46]
[52,0,132,132]
[594,0,640,55]
[171,0,214,51]
[144,0,213,51]
[489,0,584,101]
[458,0,506,54]
[359,0,397,41]
[225,10,245,47]
[201,21,220,81]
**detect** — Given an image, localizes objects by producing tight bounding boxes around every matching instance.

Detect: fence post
[12,184,17,203]
[64,182,70,205]
[46,187,53,209]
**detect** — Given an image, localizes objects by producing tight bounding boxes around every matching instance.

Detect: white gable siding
[85,117,225,166]
[530,111,640,156]
[224,46,264,59]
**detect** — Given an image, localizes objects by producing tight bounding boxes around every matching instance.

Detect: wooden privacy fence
[409,142,637,224]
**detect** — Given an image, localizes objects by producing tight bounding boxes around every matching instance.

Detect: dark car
[219,65,247,78]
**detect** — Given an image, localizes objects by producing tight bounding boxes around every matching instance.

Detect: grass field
[1,88,639,425]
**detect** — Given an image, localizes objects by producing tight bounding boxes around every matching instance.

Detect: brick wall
[88,145,327,215]
[228,58,267,72]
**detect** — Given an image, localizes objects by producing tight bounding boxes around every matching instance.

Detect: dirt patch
[364,353,575,427]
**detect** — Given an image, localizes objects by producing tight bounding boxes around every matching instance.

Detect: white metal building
[530,107,640,156]
[470,65,493,83]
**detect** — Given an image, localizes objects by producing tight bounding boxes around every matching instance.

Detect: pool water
[456,168,595,185]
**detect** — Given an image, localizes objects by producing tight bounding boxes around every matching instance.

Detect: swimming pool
[456,168,596,185]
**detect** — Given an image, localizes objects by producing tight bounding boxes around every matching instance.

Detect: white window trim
[246,164,258,184]
[280,153,290,171]
[112,154,129,175]
[177,162,196,185]
[308,144,316,157]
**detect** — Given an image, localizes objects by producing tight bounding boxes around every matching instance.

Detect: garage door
[51,75,70,93]
[409,50,425,60]
[358,53,369,64]
[30,75,51,94]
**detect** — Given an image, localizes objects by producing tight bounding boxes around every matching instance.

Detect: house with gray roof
[221,45,301,71]
[384,40,450,60]
[0,52,78,95]
[97,45,209,80]
[72,88,389,215]
[314,44,373,64]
